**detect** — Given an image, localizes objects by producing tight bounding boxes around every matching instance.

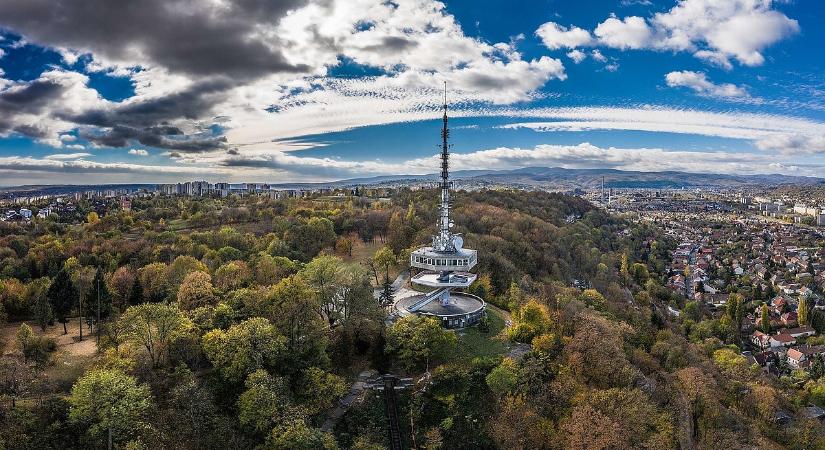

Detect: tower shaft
[434,82,454,253]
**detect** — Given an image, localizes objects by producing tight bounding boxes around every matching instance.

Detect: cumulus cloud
[594,16,653,49]
[665,70,748,98]
[128,148,149,156]
[566,49,587,64]
[537,0,799,67]
[535,22,593,50]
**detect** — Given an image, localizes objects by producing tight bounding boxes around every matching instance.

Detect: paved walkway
[321,369,379,432]
[373,271,410,299]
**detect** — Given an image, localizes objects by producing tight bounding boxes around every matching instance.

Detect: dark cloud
[0,0,312,81]
[360,36,418,54]
[80,125,227,152]
[62,79,232,129]
[57,80,233,152]
[0,78,68,133]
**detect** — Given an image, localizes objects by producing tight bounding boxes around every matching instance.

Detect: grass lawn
[343,239,402,285]
[450,308,509,361]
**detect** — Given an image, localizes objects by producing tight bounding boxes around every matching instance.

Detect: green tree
[167,255,209,288]
[372,246,396,284]
[118,303,190,367]
[297,367,347,416]
[202,318,286,383]
[269,275,329,371]
[761,303,771,334]
[386,316,457,370]
[30,277,52,331]
[47,268,77,334]
[89,268,113,325]
[238,369,294,434]
[262,419,338,450]
[128,276,144,305]
[69,369,153,448]
[486,358,518,396]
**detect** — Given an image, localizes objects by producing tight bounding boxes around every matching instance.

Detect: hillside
[1,189,823,449]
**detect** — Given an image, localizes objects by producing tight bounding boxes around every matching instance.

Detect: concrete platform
[395,292,485,329]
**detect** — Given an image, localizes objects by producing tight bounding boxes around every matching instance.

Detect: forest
[0,188,823,449]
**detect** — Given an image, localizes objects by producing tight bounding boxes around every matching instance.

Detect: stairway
[407,287,450,312]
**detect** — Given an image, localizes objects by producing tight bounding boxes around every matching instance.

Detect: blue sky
[0,0,824,184]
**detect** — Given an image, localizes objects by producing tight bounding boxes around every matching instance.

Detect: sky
[0,0,824,185]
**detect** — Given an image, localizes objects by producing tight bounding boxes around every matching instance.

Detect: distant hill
[330,167,824,190]
[1,168,822,195]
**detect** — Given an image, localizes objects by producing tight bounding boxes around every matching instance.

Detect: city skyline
[1,0,824,185]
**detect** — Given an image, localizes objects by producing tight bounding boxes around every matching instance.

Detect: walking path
[321,369,378,432]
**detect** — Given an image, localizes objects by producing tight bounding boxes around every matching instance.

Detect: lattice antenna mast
[437,81,453,252]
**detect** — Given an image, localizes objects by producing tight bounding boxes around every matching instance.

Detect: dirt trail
[1,317,98,358]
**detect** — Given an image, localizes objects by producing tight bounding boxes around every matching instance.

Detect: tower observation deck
[395,85,485,329]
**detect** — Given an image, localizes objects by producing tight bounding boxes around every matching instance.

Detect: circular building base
[395,292,486,329]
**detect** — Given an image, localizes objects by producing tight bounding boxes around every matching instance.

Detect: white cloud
[594,16,652,49]
[755,133,825,154]
[44,152,91,160]
[538,0,799,67]
[128,148,149,156]
[498,105,825,155]
[591,49,607,62]
[535,22,593,50]
[665,70,748,98]
[566,49,587,64]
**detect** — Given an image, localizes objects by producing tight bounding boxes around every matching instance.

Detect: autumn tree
[761,303,771,333]
[798,296,808,326]
[334,237,353,257]
[118,303,191,367]
[508,298,552,343]
[167,255,209,290]
[47,268,77,334]
[177,271,216,310]
[138,262,169,302]
[214,260,252,291]
[0,355,31,408]
[108,266,135,307]
[69,369,153,448]
[263,419,338,450]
